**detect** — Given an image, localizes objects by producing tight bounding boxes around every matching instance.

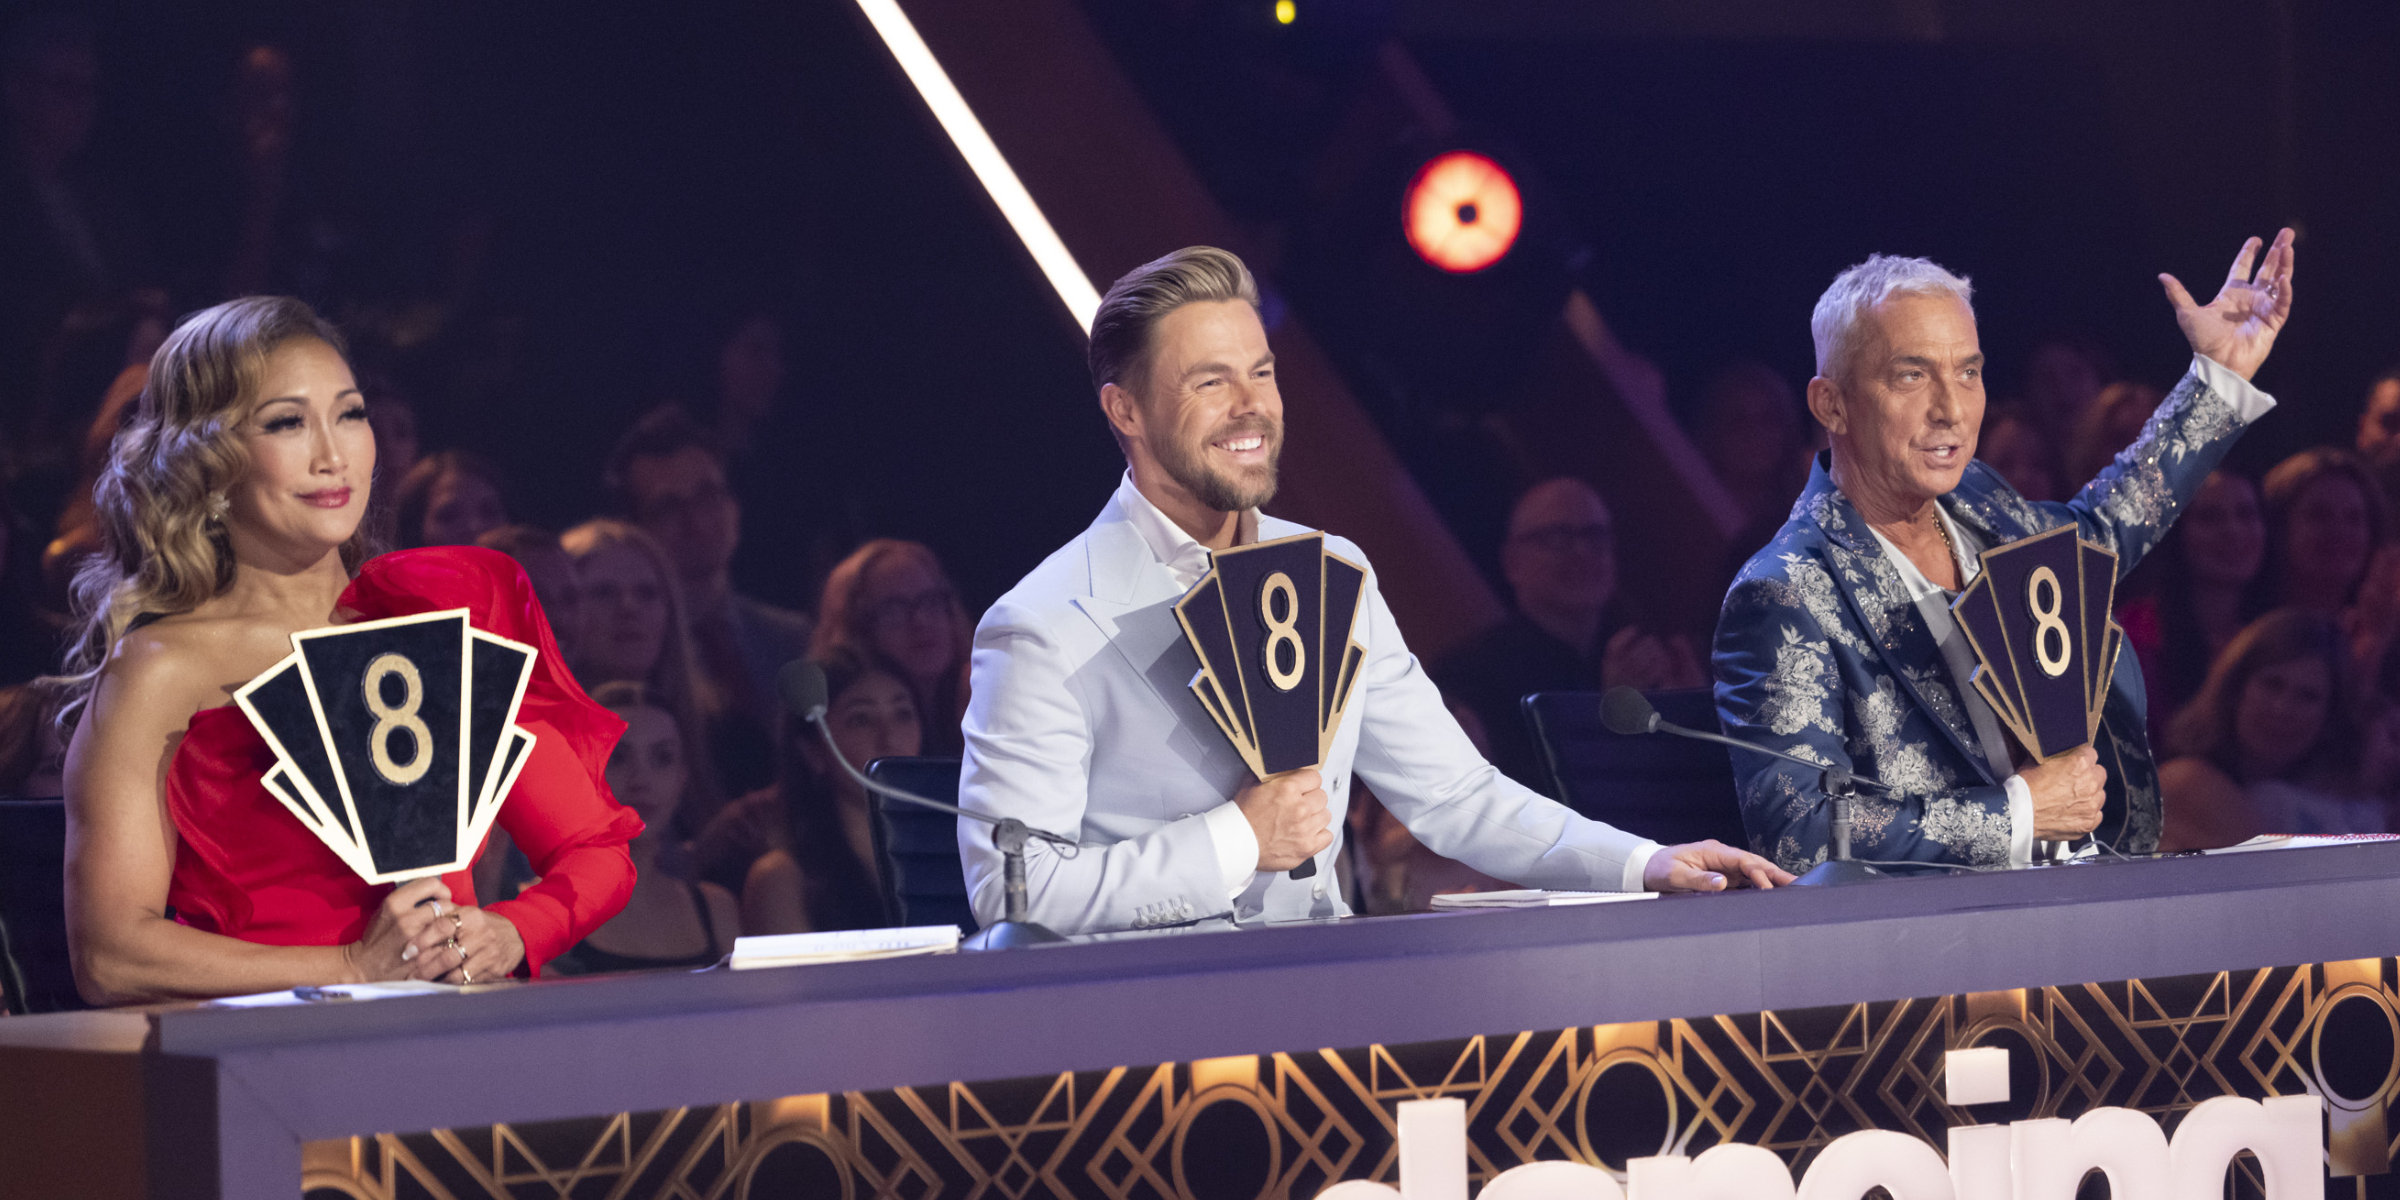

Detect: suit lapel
[1073,502,1209,713]
[1800,463,1996,782]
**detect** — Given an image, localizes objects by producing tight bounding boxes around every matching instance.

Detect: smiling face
[1105,299,1283,516]
[575,541,669,684]
[224,337,373,563]
[1810,292,1985,521]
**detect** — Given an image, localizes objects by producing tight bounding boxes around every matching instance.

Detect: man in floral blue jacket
[1715,231,2296,872]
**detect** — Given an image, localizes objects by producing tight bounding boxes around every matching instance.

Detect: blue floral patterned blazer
[1713,362,2255,871]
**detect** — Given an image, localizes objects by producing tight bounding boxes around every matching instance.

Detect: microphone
[1599,686,1887,795]
[778,660,1071,948]
[1599,686,1886,886]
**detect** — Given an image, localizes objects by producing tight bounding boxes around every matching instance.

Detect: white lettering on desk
[1314,1048,2323,1199]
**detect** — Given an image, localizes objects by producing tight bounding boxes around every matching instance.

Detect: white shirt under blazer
[957,473,1662,934]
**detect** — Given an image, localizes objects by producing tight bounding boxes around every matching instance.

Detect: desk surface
[5,842,2397,1197]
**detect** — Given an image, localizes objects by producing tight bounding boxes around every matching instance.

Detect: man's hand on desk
[1237,768,1334,872]
[1643,841,1794,892]
[2022,745,2107,840]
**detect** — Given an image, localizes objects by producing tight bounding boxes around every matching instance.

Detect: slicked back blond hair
[54,296,360,730]
[1088,246,1261,411]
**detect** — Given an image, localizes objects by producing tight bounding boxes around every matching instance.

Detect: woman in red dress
[58,297,639,1005]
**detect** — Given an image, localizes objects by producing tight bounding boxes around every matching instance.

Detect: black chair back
[1521,689,1752,850]
[0,798,82,1013]
[864,758,978,935]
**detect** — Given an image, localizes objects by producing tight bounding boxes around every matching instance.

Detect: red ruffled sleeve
[342,546,643,975]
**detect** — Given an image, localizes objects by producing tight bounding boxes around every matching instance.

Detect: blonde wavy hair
[560,518,725,816]
[54,297,363,730]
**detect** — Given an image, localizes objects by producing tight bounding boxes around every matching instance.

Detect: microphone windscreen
[778,658,829,717]
[1599,686,1659,736]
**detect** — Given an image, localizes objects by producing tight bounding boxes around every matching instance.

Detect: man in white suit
[959,247,1789,934]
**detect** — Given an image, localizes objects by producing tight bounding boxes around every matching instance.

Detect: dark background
[13,0,2398,611]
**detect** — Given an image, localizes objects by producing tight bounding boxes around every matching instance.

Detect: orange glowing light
[1403,151,1522,274]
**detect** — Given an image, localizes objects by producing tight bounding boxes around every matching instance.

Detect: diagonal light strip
[856,0,1103,333]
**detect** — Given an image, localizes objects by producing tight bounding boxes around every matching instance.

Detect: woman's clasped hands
[341,877,525,986]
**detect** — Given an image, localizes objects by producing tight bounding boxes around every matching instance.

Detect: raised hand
[2159,228,2294,381]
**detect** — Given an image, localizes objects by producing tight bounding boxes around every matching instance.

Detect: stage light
[1275,0,1296,24]
[1402,151,1522,275]
[855,0,1102,332]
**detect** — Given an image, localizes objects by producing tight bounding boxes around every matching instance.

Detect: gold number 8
[363,652,434,785]
[1259,571,1306,692]
[2026,566,2073,678]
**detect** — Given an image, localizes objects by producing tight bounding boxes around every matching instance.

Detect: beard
[1154,415,1283,513]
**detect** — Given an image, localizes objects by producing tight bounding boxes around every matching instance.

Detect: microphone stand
[804,713,1072,950]
[1607,694,1889,887]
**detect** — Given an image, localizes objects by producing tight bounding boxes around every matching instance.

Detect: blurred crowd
[2,13,2396,970]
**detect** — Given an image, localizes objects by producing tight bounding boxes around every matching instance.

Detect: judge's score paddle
[1174,533,1369,882]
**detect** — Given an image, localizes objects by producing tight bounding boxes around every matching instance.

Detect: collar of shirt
[1114,470,1261,591]
[1871,504,1981,602]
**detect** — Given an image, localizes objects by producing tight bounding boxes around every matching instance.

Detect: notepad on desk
[2201,833,2400,855]
[1429,890,1659,910]
[729,925,963,970]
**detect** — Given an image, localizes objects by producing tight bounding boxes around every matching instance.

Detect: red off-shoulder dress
[163,546,642,976]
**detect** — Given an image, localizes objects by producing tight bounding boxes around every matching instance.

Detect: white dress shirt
[1114,471,1660,897]
[1114,473,1270,898]
[1865,354,2275,868]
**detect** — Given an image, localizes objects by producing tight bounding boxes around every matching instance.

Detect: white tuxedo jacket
[958,487,1661,933]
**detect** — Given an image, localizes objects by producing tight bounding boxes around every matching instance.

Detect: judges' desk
[8,843,2400,1199]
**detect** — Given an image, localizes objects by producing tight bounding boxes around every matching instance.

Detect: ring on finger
[461,963,475,985]
[449,911,464,934]
[401,943,419,963]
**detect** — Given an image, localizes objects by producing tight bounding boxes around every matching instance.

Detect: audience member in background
[394,449,508,549]
[475,525,584,666]
[0,682,63,797]
[724,646,916,934]
[563,518,724,835]
[1434,477,1705,796]
[812,539,973,757]
[39,362,145,606]
[2019,334,2113,448]
[2159,609,2378,849]
[359,374,420,547]
[1691,362,1808,529]
[1975,405,2064,503]
[546,682,740,976]
[2248,448,2386,619]
[2353,368,2400,502]
[0,486,59,685]
[607,405,811,795]
[2118,472,2266,744]
[2068,381,2166,487]
[0,13,151,436]
[705,312,785,461]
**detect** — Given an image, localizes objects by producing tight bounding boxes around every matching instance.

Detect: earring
[206,492,230,522]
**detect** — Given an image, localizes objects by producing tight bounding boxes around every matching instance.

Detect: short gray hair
[1810,254,1974,382]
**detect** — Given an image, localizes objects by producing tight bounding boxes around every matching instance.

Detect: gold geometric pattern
[303,959,2400,1200]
